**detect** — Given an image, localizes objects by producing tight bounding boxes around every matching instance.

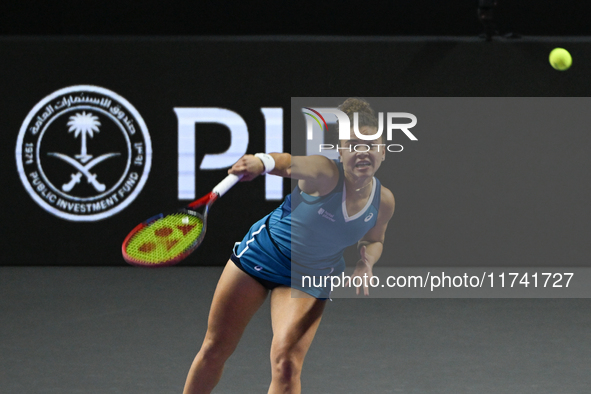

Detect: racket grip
[212,174,242,197]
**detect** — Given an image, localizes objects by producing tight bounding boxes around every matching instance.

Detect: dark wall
[2,37,589,266]
[0,1,589,36]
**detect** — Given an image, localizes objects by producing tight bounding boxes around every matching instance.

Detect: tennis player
[183,98,395,394]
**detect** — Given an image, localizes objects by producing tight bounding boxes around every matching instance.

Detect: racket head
[122,208,206,267]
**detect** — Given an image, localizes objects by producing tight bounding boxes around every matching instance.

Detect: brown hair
[337,97,378,131]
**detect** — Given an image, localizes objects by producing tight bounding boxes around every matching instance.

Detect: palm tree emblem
[47,110,119,193]
[67,111,101,163]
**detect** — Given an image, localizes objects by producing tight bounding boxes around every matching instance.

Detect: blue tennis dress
[233,161,381,298]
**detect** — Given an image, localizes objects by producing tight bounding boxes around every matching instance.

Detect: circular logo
[15,85,152,221]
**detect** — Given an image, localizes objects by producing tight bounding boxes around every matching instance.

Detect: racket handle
[212,174,242,197]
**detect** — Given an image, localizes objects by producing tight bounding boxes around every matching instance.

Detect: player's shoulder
[301,154,336,165]
[378,184,395,217]
[294,155,339,175]
[295,155,339,195]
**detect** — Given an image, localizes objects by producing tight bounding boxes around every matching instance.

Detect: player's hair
[338,97,378,130]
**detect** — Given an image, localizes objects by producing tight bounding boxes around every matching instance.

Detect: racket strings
[124,213,204,265]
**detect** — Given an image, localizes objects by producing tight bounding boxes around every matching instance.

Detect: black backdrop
[2,37,589,265]
[1,1,590,36]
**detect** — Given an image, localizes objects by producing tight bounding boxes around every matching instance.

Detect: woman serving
[183,98,395,394]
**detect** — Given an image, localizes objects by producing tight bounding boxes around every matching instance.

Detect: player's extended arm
[229,153,339,196]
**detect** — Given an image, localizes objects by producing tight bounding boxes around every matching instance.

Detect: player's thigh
[204,260,269,349]
[269,287,327,358]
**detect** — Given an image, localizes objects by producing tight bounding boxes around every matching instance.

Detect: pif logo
[303,107,417,153]
[15,85,152,221]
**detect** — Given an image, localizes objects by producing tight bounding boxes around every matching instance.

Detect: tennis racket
[122,174,242,267]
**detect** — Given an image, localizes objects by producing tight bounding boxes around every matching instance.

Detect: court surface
[1,267,590,393]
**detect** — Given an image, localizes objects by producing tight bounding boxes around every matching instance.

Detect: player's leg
[268,287,327,394]
[183,260,269,394]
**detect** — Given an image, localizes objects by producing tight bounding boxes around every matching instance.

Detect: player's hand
[350,245,374,296]
[228,155,265,181]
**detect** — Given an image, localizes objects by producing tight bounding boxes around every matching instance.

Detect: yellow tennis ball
[549,48,572,71]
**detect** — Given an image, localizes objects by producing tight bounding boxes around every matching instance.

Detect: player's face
[339,126,385,179]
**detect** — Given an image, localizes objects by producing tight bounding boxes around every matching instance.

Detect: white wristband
[254,153,275,174]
